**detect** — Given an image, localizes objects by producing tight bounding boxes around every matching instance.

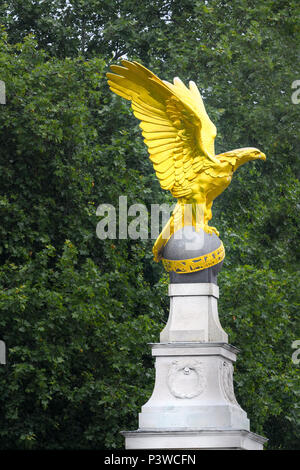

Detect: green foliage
[0,0,299,450]
[219,267,299,449]
[0,32,165,449]
[0,241,164,448]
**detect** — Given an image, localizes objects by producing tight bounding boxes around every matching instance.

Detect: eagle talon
[195,223,204,233]
[203,225,219,237]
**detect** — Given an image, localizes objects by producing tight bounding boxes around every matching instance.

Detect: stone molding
[168,282,219,298]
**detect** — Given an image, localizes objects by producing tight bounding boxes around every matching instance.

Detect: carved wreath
[220,360,239,406]
[167,360,206,399]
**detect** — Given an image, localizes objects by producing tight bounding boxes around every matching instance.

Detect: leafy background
[0,0,299,449]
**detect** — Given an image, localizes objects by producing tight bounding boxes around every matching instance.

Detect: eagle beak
[259,152,266,161]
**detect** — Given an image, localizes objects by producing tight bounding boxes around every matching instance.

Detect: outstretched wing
[107,60,216,198]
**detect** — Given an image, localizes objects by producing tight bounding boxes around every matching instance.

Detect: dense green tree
[0,0,172,59]
[0,0,299,449]
[0,32,166,449]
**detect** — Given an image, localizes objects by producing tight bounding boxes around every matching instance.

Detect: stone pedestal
[121,282,267,450]
[122,429,267,450]
[138,342,247,431]
[160,283,227,343]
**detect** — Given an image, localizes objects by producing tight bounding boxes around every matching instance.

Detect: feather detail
[142,131,178,140]
[148,148,173,161]
[107,60,217,197]
[149,153,171,165]
[153,158,174,174]
[148,142,176,154]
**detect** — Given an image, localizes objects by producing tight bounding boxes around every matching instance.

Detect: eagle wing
[107,60,217,198]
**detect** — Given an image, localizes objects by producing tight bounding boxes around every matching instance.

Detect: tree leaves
[0,0,299,450]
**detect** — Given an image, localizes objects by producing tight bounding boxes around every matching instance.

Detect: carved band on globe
[162,241,225,274]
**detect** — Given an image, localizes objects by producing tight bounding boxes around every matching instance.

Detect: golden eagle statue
[107,61,266,264]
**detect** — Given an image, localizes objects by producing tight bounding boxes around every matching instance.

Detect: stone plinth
[160,283,227,343]
[138,343,247,431]
[121,291,268,449]
[121,229,267,450]
[122,429,267,450]
[122,346,267,449]
[122,341,268,450]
